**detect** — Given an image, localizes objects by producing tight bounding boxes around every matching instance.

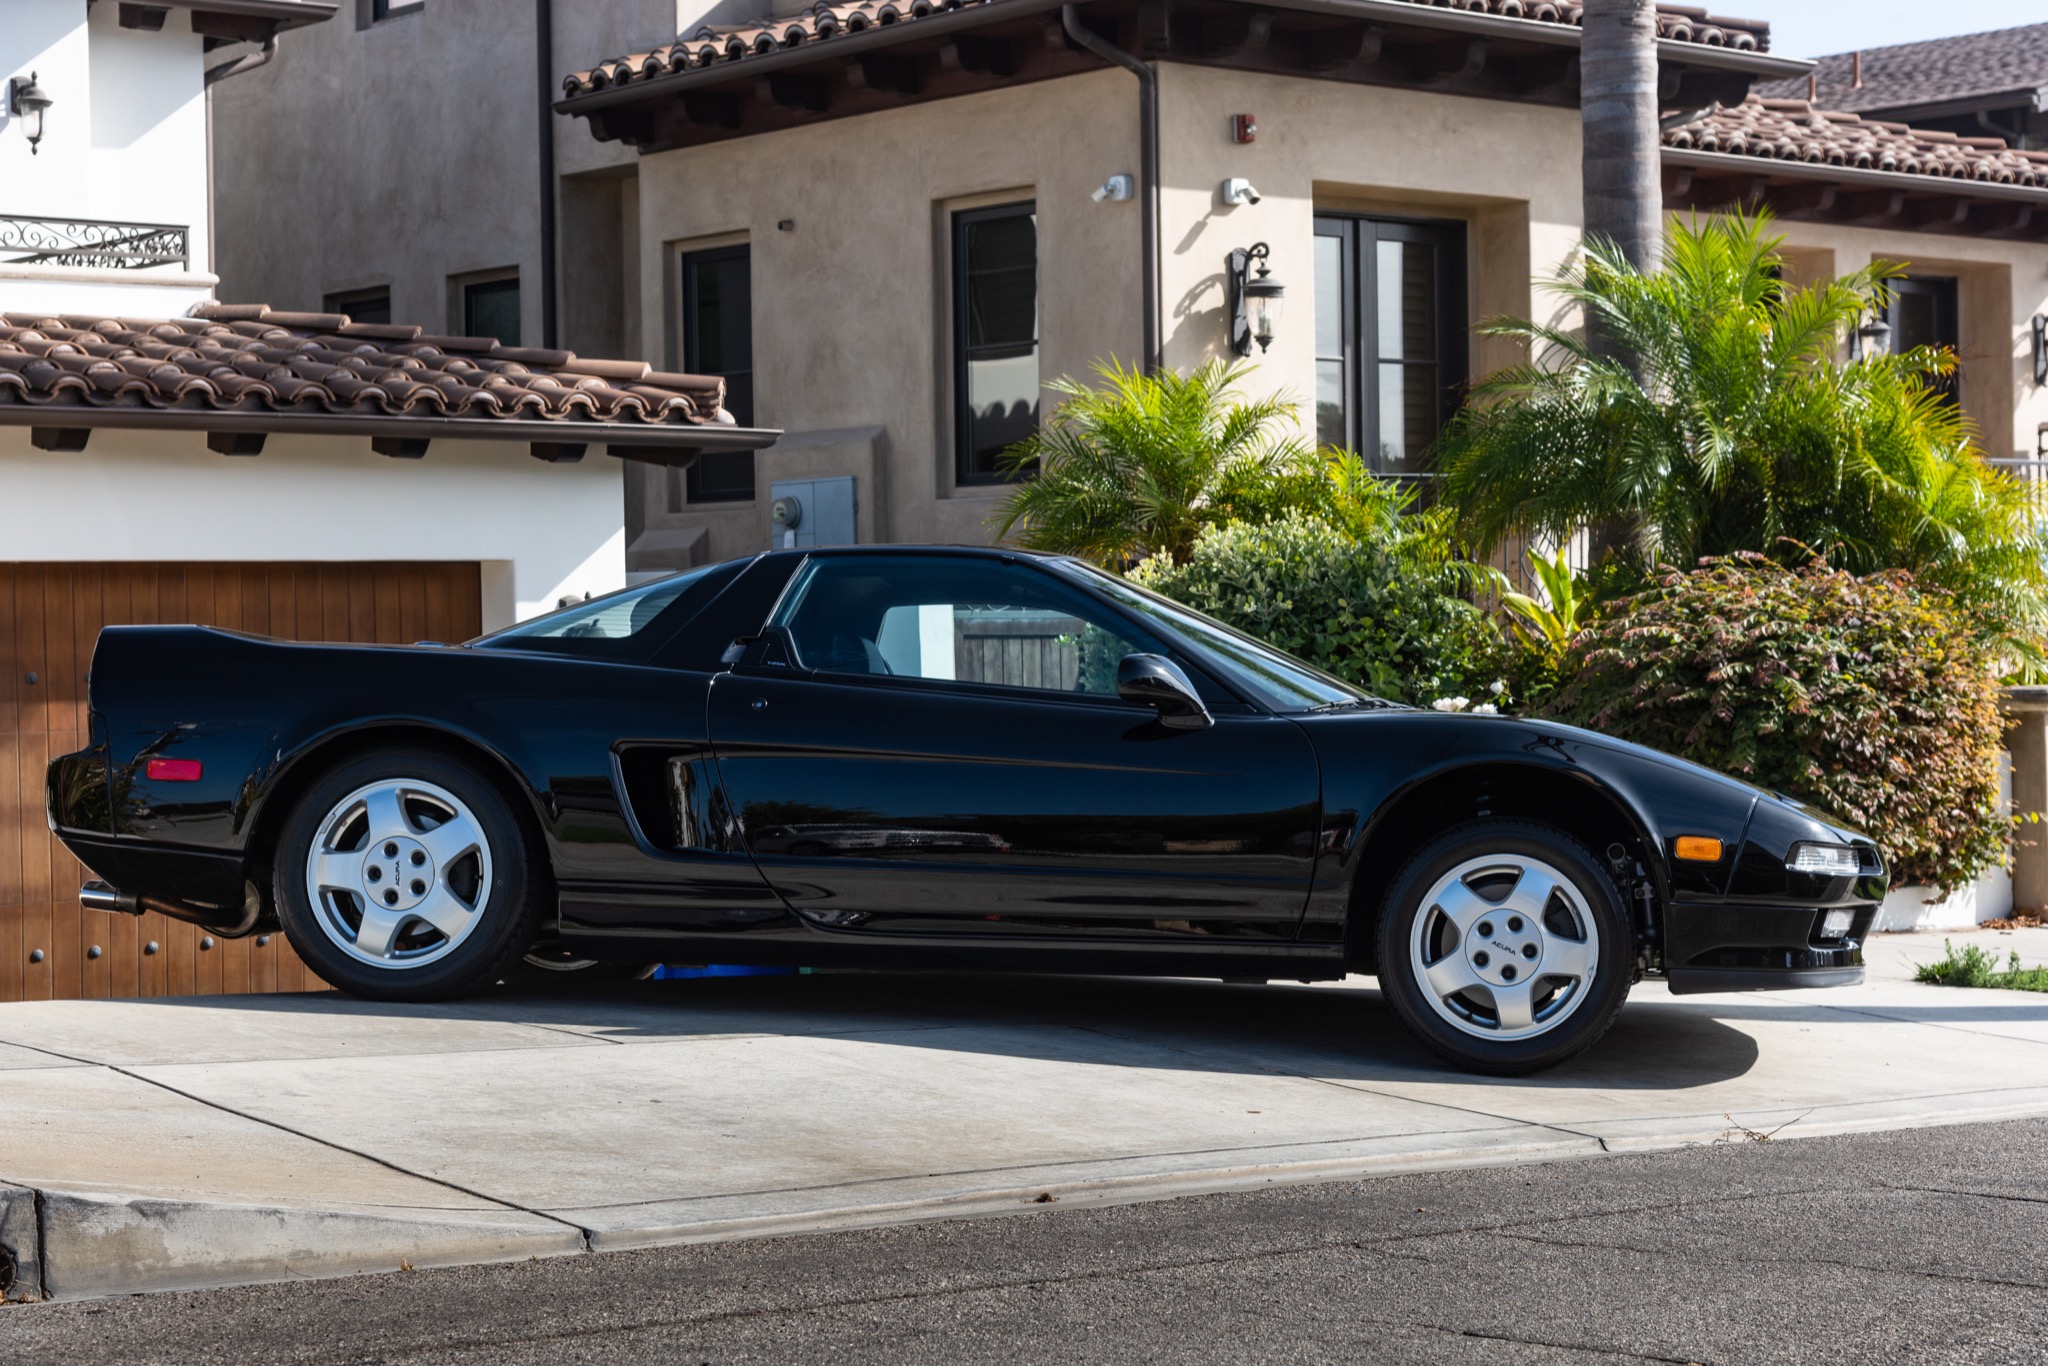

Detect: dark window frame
[952,200,1040,488]
[1886,274,1961,410]
[680,242,757,504]
[1313,213,1469,476]
[460,274,521,348]
[322,286,391,325]
[369,0,424,21]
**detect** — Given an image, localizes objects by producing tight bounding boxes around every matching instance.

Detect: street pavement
[0,927,2043,1301]
[2,1115,2043,1364]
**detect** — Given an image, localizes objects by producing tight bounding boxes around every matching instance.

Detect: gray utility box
[768,476,857,549]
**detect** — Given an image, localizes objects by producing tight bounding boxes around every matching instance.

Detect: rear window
[475,562,741,657]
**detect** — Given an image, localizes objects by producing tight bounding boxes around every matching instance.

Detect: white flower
[1489,680,1506,695]
[1432,697,1470,713]
[1470,703,1499,715]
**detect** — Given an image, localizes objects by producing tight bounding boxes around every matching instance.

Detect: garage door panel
[2,562,484,1002]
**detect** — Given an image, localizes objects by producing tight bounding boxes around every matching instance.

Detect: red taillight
[145,758,202,782]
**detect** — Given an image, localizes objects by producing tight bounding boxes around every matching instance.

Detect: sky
[1757,1,2045,59]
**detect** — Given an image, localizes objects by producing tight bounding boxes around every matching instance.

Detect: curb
[0,1185,585,1302]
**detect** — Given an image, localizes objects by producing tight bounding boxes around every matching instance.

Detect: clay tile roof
[1662,96,2048,191]
[1755,22,2048,115]
[562,0,1772,99]
[0,304,734,432]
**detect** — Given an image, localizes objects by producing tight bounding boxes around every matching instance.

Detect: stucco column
[2003,686,2048,915]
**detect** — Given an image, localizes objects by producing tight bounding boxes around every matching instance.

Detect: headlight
[1787,842,1859,877]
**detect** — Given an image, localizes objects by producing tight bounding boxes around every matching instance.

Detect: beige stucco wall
[1154,64,1583,426]
[627,68,1143,566]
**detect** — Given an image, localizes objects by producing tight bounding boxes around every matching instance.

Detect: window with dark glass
[1312,215,1468,475]
[954,202,1039,486]
[461,276,520,348]
[372,0,424,19]
[1886,275,1960,408]
[323,287,390,325]
[680,244,756,503]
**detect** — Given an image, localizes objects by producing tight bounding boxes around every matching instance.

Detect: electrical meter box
[766,476,857,549]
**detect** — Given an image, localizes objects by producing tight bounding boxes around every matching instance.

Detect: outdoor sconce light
[9,72,52,155]
[2032,313,2047,386]
[1226,242,1284,356]
[1848,309,1892,361]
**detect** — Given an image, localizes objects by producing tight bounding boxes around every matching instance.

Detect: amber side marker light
[145,758,202,781]
[1674,836,1723,862]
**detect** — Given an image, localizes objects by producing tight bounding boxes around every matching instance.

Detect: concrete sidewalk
[2,928,2044,1302]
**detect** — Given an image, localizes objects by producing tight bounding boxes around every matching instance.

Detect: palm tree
[1579,0,1663,273]
[1433,211,2048,641]
[990,359,1321,567]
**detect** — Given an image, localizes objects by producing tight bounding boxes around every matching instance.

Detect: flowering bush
[1543,554,2005,890]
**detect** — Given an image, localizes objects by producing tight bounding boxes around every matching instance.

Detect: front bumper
[1660,900,1878,995]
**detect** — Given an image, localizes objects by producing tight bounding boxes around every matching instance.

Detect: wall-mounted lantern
[1848,309,1892,361]
[9,73,52,155]
[1226,242,1284,356]
[2032,313,2047,387]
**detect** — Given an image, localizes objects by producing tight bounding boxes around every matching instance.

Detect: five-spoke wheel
[275,749,541,1000]
[1380,821,1630,1074]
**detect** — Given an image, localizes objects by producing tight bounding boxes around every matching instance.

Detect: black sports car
[47,546,1887,1073]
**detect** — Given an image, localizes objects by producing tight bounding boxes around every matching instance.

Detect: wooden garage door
[0,563,483,1003]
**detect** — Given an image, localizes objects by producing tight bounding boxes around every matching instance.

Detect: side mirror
[726,626,799,669]
[1116,654,1212,730]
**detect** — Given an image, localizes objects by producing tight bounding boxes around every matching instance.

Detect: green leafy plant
[1502,545,1593,669]
[1915,940,2048,992]
[1544,553,2006,891]
[991,359,1320,567]
[1434,211,2048,652]
[1129,514,1502,705]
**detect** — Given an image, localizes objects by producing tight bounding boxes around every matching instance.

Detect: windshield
[483,565,721,646]
[1060,563,1380,713]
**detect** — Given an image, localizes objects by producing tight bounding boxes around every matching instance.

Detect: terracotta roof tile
[563,0,1772,99]
[1664,96,2048,190]
[0,304,732,429]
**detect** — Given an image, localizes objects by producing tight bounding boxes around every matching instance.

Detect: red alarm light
[1232,113,1257,144]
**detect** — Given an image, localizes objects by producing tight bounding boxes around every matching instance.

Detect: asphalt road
[4,1116,2044,1364]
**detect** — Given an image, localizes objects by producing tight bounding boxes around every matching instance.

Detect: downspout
[1061,4,1158,372]
[536,0,559,349]
[204,34,277,86]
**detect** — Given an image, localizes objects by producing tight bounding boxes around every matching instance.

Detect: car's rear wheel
[1377,820,1632,1075]
[274,749,541,1001]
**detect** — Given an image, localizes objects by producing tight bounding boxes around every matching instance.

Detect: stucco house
[1,0,775,1001]
[209,3,2048,577]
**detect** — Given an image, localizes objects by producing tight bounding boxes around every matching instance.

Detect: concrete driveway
[1,928,2044,1302]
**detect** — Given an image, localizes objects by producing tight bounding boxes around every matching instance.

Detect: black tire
[273,748,543,1001]
[1376,819,1632,1075]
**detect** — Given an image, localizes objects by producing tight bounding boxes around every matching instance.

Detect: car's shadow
[141,970,1772,1092]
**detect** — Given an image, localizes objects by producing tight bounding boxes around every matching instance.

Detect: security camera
[1092,173,1134,204]
[1222,177,1261,207]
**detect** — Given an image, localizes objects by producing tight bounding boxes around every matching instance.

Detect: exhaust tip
[80,880,142,916]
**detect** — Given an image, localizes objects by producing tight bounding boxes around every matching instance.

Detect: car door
[705,552,1323,941]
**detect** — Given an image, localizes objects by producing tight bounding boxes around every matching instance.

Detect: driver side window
[774,557,1158,697]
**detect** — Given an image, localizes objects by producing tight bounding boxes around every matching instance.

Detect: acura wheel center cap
[1465,913,1541,986]
[361,836,435,912]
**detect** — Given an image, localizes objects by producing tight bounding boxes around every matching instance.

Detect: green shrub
[1544,553,2005,890]
[1915,940,2048,992]
[1129,515,1501,706]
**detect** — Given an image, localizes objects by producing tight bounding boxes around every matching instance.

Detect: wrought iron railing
[0,213,189,270]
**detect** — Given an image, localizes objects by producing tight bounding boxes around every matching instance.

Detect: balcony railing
[0,213,189,270]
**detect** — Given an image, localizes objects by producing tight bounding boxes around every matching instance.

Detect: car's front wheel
[1377,820,1632,1075]
[274,749,542,1001]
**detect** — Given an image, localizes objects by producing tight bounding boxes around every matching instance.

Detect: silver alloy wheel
[305,778,494,970]
[1408,853,1600,1042]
